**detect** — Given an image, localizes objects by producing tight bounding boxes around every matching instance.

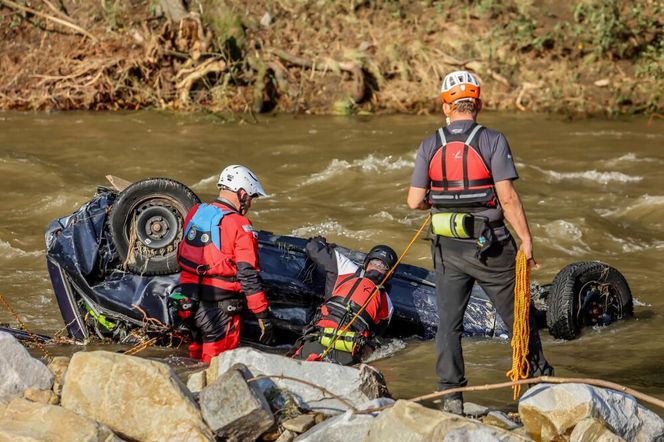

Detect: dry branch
[410,376,664,410]
[0,0,97,43]
[175,58,227,106]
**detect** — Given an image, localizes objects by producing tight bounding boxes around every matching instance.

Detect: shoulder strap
[462,124,484,189]
[185,203,231,250]
[437,128,449,190]
[464,124,483,146]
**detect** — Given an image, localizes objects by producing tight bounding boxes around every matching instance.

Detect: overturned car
[44,178,634,350]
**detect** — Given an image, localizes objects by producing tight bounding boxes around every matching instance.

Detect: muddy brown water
[0,111,662,410]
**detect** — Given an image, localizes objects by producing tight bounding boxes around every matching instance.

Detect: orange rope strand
[319,213,432,360]
[506,250,531,399]
[0,292,51,360]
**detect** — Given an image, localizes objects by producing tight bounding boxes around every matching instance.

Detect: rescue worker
[175,165,273,363]
[406,71,553,414]
[291,237,397,365]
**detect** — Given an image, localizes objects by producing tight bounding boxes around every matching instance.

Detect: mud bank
[0,0,661,116]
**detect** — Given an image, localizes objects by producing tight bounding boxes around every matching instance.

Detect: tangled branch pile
[0,0,661,115]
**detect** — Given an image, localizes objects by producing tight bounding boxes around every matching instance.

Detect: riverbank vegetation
[0,0,661,116]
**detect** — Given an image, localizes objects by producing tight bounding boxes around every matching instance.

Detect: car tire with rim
[109,178,200,275]
[546,261,633,340]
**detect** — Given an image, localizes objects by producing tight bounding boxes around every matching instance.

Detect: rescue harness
[428,124,501,245]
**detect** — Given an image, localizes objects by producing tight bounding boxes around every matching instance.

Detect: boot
[439,392,464,416]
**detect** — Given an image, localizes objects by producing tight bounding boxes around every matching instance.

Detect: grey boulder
[207,347,390,414]
[0,332,53,400]
[199,363,274,441]
[294,399,391,442]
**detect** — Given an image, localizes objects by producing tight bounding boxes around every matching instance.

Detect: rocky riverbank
[1,331,662,441]
[0,0,661,116]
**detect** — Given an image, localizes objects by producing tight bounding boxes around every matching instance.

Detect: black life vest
[428,123,497,211]
[320,273,382,335]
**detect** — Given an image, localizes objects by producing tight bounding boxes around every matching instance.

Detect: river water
[0,111,662,408]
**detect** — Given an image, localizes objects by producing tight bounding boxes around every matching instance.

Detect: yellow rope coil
[506,250,531,400]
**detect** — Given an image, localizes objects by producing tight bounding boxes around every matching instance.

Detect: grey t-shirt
[411,120,518,238]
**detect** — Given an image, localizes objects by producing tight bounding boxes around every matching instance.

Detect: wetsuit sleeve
[305,237,340,297]
[233,220,268,314]
[305,238,359,298]
[489,133,519,182]
[305,237,338,273]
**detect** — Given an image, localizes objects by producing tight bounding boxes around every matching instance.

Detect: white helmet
[217,165,267,197]
[440,70,481,104]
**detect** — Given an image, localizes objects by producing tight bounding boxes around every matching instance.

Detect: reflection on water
[1,111,663,408]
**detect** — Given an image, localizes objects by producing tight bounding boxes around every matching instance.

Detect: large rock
[519,383,664,442]
[294,399,391,442]
[365,400,530,441]
[61,351,213,442]
[23,388,58,405]
[199,363,274,441]
[207,348,390,414]
[47,356,70,397]
[187,369,207,394]
[0,332,53,400]
[570,418,625,442]
[0,398,121,442]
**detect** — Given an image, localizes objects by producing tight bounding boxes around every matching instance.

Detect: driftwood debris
[0,0,97,43]
[272,50,367,103]
[105,175,131,192]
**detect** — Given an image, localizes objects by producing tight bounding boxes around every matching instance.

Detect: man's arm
[234,222,269,314]
[494,179,539,267]
[304,237,338,273]
[306,237,358,297]
[407,187,430,210]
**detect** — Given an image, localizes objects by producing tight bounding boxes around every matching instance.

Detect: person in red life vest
[406,71,553,414]
[291,237,397,365]
[176,164,273,363]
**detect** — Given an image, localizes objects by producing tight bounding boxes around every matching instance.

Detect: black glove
[256,311,275,345]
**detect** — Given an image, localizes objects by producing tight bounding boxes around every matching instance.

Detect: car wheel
[546,261,633,340]
[109,178,200,275]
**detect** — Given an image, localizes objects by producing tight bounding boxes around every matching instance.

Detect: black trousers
[432,236,552,391]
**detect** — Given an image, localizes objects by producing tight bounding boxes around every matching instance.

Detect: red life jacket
[428,123,497,210]
[317,273,385,335]
[177,203,239,298]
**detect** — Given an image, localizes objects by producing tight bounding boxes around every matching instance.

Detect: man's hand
[518,240,540,269]
[257,314,275,345]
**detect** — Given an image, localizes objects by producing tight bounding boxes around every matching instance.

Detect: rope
[319,213,432,360]
[408,376,664,410]
[0,292,51,360]
[506,250,531,400]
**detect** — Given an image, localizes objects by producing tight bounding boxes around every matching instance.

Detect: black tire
[546,261,633,340]
[109,178,200,275]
